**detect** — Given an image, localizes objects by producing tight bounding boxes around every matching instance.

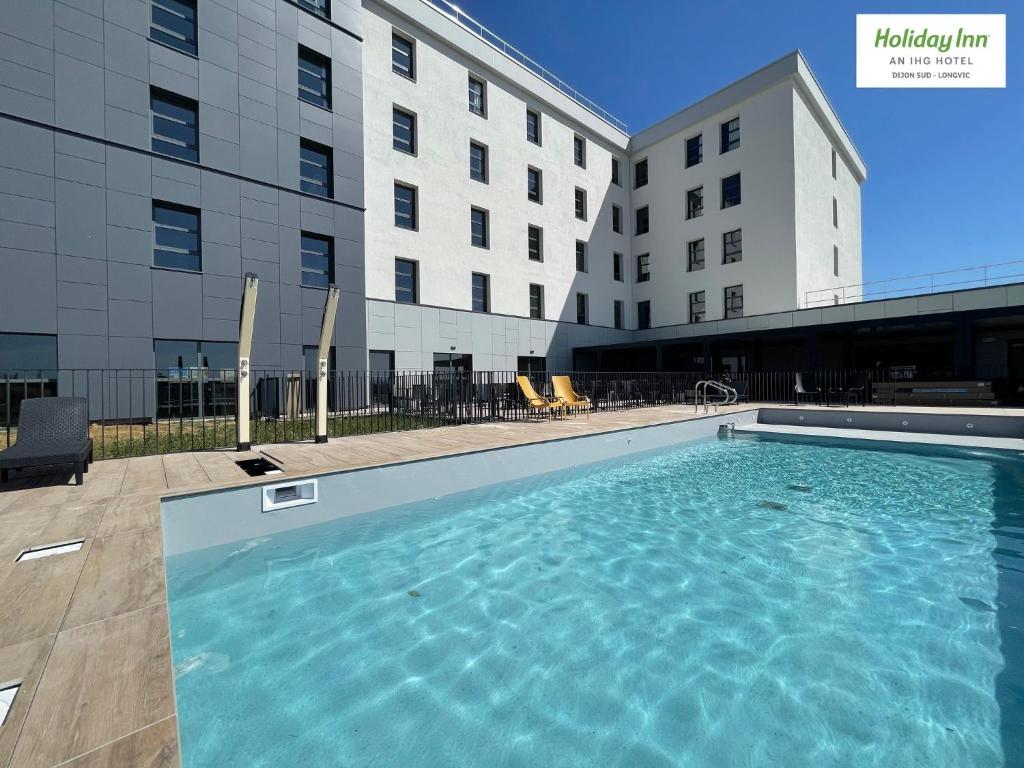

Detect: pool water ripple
[167,436,1022,767]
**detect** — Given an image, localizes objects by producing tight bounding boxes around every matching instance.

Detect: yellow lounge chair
[551,376,591,418]
[516,375,562,420]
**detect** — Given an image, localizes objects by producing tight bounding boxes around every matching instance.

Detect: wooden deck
[0,402,1020,767]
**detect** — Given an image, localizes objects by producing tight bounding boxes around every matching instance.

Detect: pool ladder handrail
[694,380,738,413]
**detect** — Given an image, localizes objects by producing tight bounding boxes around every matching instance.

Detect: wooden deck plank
[58,716,179,768]
[120,456,167,495]
[161,453,210,491]
[0,635,55,768]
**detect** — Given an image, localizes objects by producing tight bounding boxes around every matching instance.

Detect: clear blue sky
[453,0,1020,287]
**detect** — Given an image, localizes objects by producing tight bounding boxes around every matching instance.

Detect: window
[687,238,705,272]
[721,173,741,208]
[637,300,651,330]
[298,46,331,109]
[574,187,587,220]
[300,233,333,288]
[636,253,650,282]
[686,134,702,167]
[573,135,586,167]
[634,158,648,188]
[434,353,472,372]
[471,272,489,312]
[686,187,703,219]
[724,284,744,319]
[526,108,541,144]
[470,141,488,182]
[150,88,198,162]
[613,252,623,282]
[300,139,332,197]
[395,258,418,303]
[529,283,544,319]
[392,32,414,79]
[518,355,546,374]
[296,0,329,18]
[833,197,838,228]
[720,117,740,153]
[575,240,587,273]
[471,207,489,248]
[392,107,416,154]
[369,350,394,377]
[527,167,542,203]
[394,182,417,229]
[153,202,201,272]
[576,293,588,325]
[613,300,624,330]
[689,290,705,323]
[635,206,649,236]
[612,205,622,234]
[723,229,742,264]
[151,0,196,56]
[611,157,621,186]
[468,76,486,116]
[832,148,838,179]
[528,225,543,262]
[834,245,839,276]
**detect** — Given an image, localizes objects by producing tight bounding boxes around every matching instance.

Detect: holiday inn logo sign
[857,14,1005,88]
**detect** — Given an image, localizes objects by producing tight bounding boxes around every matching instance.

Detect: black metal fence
[0,367,1000,459]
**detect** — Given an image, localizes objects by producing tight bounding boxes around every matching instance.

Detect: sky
[450,0,1021,289]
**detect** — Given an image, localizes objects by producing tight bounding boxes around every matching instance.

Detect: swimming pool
[164,434,1024,767]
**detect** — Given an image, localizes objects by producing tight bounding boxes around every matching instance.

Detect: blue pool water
[166,435,1024,767]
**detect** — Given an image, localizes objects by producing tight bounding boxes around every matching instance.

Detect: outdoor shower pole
[236,272,259,451]
[316,285,341,444]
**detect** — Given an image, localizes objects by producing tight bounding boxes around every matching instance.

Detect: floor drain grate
[0,683,20,726]
[16,540,84,562]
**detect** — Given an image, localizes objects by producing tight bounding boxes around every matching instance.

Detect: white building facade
[361,0,866,372]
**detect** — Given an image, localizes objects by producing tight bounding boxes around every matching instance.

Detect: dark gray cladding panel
[757,408,1024,439]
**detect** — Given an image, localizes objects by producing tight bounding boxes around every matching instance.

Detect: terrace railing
[1,367,1009,459]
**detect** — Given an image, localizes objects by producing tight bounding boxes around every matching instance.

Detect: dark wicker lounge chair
[0,397,93,485]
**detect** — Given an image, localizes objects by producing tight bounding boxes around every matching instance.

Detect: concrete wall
[0,0,367,375]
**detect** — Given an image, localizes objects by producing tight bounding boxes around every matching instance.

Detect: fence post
[236,273,259,451]
[316,285,341,444]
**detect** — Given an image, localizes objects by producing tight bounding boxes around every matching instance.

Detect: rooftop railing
[804,259,1024,308]
[419,0,628,134]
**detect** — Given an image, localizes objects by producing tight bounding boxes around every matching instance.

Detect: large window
[154,340,237,419]
[300,139,332,197]
[296,0,329,19]
[471,207,489,248]
[573,135,586,167]
[394,182,417,229]
[526,108,541,144]
[471,272,489,312]
[298,46,331,109]
[686,186,703,219]
[689,291,705,323]
[528,225,543,262]
[392,107,416,154]
[392,32,415,79]
[687,238,705,272]
[686,134,702,167]
[637,300,651,330]
[300,233,333,288]
[612,205,622,234]
[151,0,196,56]
[395,258,418,303]
[576,293,588,325]
[613,300,623,330]
[724,284,744,318]
[153,202,201,271]
[721,173,741,209]
[611,156,621,186]
[720,117,740,153]
[575,240,587,273]
[150,88,198,162]
[574,187,587,221]
[636,253,650,282]
[468,76,486,116]
[613,252,623,282]
[527,167,542,203]
[723,229,742,263]
[634,158,648,188]
[470,141,488,182]
[635,206,649,236]
[529,283,544,319]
